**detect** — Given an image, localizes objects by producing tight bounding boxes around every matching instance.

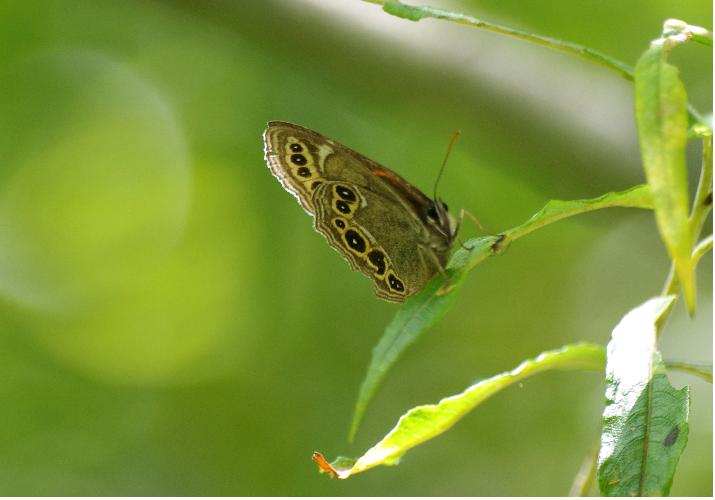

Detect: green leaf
[502,184,653,243]
[635,45,694,312]
[348,235,499,441]
[317,343,605,479]
[598,296,690,496]
[349,185,654,441]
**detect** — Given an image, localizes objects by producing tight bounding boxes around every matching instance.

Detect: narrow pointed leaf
[502,184,653,242]
[320,343,605,479]
[348,235,499,441]
[598,296,690,496]
[350,185,653,441]
[635,45,694,312]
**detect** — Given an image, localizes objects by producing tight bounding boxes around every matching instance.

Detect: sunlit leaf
[502,184,653,242]
[635,45,694,312]
[348,235,499,441]
[321,343,605,479]
[349,185,654,440]
[598,296,690,496]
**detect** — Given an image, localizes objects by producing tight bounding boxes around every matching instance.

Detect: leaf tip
[348,400,367,444]
[312,452,356,479]
[312,451,339,478]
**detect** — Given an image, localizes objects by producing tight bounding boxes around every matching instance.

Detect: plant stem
[569,443,599,496]
[364,0,708,124]
[690,135,714,239]
[665,360,713,383]
[692,234,713,267]
[364,0,632,78]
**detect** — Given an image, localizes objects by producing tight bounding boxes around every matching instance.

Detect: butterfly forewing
[263,122,332,214]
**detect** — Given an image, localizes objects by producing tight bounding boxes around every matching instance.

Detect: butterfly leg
[462,208,492,234]
[418,244,456,296]
[456,208,495,250]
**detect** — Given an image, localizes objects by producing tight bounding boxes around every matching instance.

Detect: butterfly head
[426,198,459,243]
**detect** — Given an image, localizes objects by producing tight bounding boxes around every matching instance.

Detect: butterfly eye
[427,202,440,222]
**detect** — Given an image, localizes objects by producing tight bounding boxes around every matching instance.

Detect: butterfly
[263,121,459,302]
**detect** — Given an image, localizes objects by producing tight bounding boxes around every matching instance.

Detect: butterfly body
[263,121,457,302]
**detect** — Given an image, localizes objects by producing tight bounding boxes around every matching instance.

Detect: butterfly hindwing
[312,181,445,302]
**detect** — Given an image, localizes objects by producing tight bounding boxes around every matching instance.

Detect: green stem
[364,0,707,124]
[692,234,713,267]
[661,265,679,297]
[690,134,714,239]
[569,443,599,496]
[665,360,713,383]
[690,32,714,47]
[659,235,711,329]
[365,0,631,78]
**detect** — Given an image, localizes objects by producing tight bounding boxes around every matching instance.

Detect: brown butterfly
[263,121,459,302]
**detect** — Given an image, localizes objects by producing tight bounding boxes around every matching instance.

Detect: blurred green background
[0,0,711,495]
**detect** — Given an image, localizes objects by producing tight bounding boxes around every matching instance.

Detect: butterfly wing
[311,181,443,302]
[263,121,334,214]
[263,121,454,302]
[264,121,430,214]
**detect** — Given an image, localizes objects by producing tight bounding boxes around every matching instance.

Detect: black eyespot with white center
[335,185,357,202]
[335,200,351,214]
[368,249,386,276]
[290,143,303,152]
[291,153,307,165]
[344,229,366,254]
[297,166,311,177]
[388,273,405,292]
[333,218,346,230]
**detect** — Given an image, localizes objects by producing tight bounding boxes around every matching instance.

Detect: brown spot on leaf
[663,425,679,447]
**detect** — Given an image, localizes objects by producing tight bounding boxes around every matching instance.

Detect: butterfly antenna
[433,129,461,201]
